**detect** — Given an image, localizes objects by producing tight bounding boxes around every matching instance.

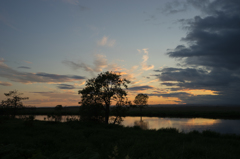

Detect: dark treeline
[13,105,240,119]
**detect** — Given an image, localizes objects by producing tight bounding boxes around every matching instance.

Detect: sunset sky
[1,0,240,107]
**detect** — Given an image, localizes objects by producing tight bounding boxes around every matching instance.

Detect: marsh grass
[1,117,240,159]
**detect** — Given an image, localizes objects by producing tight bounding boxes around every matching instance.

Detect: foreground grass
[1,118,240,159]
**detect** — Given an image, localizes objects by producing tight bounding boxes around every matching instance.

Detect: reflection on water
[16,115,240,134]
[121,117,240,134]
[134,117,149,130]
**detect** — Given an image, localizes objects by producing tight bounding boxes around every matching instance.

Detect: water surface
[122,116,240,134]
[19,115,240,134]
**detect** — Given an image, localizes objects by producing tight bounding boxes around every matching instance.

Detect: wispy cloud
[129,85,154,91]
[94,54,108,72]
[97,36,116,47]
[63,54,108,73]
[0,61,85,84]
[0,81,12,86]
[57,84,75,89]
[30,91,78,100]
[26,91,79,106]
[18,66,31,69]
[74,81,85,86]
[63,54,139,82]
[160,0,189,15]
[147,92,191,98]
[62,60,93,72]
[24,61,32,64]
[138,48,154,71]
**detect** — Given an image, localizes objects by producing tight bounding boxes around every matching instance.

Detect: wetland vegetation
[1,117,240,159]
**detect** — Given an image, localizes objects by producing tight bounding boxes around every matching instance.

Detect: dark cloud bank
[154,0,240,105]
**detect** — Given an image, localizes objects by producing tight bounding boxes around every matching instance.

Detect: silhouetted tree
[79,71,130,124]
[134,93,149,114]
[1,90,29,117]
[111,97,132,124]
[55,105,63,111]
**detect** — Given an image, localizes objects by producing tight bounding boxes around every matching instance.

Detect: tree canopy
[134,93,149,112]
[79,71,130,124]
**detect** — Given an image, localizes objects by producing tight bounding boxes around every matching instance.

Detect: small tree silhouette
[1,90,29,117]
[79,71,130,124]
[134,93,149,115]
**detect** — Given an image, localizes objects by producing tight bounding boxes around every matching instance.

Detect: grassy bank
[1,117,240,159]
[16,106,240,119]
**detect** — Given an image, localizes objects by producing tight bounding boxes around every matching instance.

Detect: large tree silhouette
[79,71,130,124]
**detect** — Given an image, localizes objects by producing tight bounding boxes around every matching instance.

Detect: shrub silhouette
[1,90,29,117]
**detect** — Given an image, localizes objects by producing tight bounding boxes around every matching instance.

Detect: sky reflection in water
[23,115,240,134]
[121,117,240,134]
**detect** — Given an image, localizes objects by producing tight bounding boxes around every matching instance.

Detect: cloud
[63,54,108,73]
[0,58,5,63]
[0,81,12,86]
[129,85,154,91]
[160,0,189,15]
[138,48,154,71]
[63,54,135,79]
[24,61,32,64]
[94,54,108,72]
[154,0,240,105]
[74,81,85,86]
[63,54,138,82]
[166,1,240,70]
[161,82,177,86]
[26,91,79,106]
[147,92,191,98]
[154,67,240,97]
[97,36,116,47]
[31,91,78,99]
[160,0,213,15]
[62,60,93,72]
[0,61,85,84]
[18,66,31,69]
[57,84,75,89]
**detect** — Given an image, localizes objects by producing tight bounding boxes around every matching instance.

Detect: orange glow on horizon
[186,118,220,126]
